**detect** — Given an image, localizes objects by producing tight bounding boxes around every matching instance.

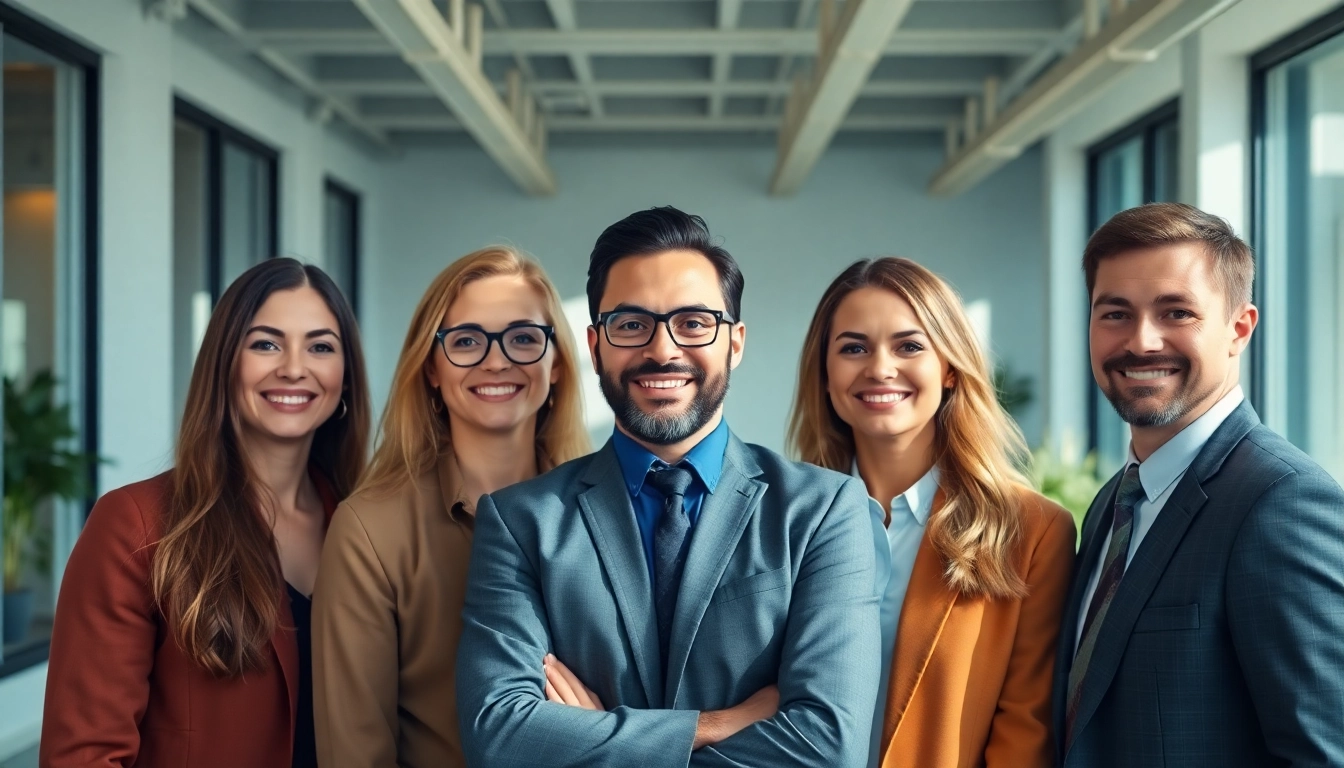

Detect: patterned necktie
[1066,462,1144,748]
[646,465,694,673]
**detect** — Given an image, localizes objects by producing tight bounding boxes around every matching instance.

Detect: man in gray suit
[1054,202,1344,767]
[457,206,880,768]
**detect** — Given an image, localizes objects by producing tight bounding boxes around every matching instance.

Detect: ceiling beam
[541,0,603,117]
[709,0,745,117]
[252,27,1059,56]
[930,0,1241,196]
[185,0,388,144]
[322,76,983,98]
[770,0,919,195]
[352,0,555,194]
[369,114,953,131]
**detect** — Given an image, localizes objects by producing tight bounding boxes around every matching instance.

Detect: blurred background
[0,0,1341,762]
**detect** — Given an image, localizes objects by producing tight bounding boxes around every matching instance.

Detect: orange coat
[878,488,1076,768]
[40,471,336,768]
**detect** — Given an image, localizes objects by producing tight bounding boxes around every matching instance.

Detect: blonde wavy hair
[788,257,1030,600]
[356,246,590,498]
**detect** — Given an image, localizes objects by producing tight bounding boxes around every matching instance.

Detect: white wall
[370,139,1048,453]
[0,0,385,757]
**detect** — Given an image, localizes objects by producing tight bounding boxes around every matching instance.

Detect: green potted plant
[3,370,102,645]
[1029,442,1105,547]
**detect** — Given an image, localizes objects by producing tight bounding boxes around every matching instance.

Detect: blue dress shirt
[611,418,730,584]
[856,462,940,768]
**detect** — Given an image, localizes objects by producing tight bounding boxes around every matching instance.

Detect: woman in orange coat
[40,258,370,768]
[789,257,1076,768]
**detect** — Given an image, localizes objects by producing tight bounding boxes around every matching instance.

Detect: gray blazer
[456,432,880,768]
[1053,401,1344,767]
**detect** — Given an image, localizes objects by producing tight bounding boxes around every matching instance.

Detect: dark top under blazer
[1052,401,1344,767]
[456,432,881,768]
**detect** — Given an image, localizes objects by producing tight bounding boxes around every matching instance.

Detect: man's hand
[693,685,780,749]
[543,654,606,711]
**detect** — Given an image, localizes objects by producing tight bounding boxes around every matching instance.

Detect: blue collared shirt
[611,418,730,584]
[1074,386,1245,649]
[856,462,940,768]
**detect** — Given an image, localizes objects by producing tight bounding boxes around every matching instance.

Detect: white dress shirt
[1074,387,1244,650]
[854,462,940,768]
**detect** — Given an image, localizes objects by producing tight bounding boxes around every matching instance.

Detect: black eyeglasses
[597,308,735,348]
[434,324,555,367]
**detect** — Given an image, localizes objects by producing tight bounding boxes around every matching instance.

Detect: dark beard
[1100,352,1211,427]
[596,351,730,445]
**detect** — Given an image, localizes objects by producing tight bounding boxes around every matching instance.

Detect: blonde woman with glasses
[789,257,1075,768]
[312,247,590,768]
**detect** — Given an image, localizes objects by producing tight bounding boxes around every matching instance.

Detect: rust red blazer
[40,470,336,768]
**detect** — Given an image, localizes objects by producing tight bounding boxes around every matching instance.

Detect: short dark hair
[1083,202,1254,314]
[586,206,745,323]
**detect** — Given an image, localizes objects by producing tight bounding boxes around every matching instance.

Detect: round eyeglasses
[597,308,734,348]
[434,324,555,367]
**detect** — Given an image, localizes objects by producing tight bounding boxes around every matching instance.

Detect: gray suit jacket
[456,433,880,768]
[1052,401,1344,767]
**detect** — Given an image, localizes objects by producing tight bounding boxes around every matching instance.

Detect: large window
[323,179,360,316]
[171,100,278,425]
[1253,8,1344,482]
[1086,101,1180,474]
[0,5,98,674]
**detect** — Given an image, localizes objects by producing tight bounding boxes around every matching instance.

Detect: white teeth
[1123,370,1175,381]
[861,392,908,403]
[267,394,313,405]
[639,380,688,390]
[474,385,521,396]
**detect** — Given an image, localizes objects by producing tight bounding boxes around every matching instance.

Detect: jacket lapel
[880,491,959,747]
[273,590,299,725]
[665,435,766,708]
[577,442,663,706]
[1065,401,1260,753]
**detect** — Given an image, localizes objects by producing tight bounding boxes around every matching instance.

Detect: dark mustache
[619,360,706,386]
[1102,353,1188,374]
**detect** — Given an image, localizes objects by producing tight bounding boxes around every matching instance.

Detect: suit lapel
[1066,401,1260,752]
[273,592,299,725]
[880,503,959,748]
[665,435,766,708]
[577,443,663,705]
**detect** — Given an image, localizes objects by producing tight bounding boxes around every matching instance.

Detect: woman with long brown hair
[312,246,589,768]
[41,258,370,768]
[789,258,1075,768]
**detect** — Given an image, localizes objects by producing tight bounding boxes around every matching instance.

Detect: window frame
[1083,99,1181,464]
[323,176,361,317]
[1248,4,1344,419]
[0,0,101,679]
[172,96,280,302]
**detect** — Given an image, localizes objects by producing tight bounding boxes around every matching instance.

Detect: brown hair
[788,258,1030,600]
[1084,202,1254,315]
[153,258,370,677]
[355,246,590,499]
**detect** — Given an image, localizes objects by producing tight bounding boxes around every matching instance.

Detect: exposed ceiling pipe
[929,0,1241,197]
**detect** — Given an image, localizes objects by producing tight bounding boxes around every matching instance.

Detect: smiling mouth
[1121,369,1179,381]
[858,391,910,404]
[266,393,315,405]
[636,379,691,391]
[471,384,522,396]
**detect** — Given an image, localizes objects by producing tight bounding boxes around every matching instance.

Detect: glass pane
[220,140,272,287]
[1152,118,1181,203]
[2,34,85,657]
[1260,31,1344,482]
[323,185,357,312]
[172,118,210,426]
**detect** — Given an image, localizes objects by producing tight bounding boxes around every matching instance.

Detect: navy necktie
[646,465,694,673]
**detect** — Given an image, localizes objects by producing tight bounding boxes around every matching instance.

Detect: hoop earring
[339,398,349,419]
[431,396,444,414]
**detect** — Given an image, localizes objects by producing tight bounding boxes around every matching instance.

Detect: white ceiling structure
[164,0,1241,195]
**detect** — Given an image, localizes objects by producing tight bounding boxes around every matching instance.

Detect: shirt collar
[851,461,940,526]
[1126,386,1245,502]
[611,417,730,497]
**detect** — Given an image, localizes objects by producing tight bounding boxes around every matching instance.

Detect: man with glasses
[457,207,880,768]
